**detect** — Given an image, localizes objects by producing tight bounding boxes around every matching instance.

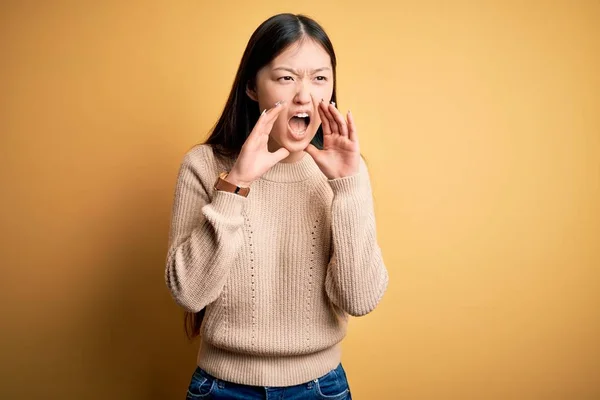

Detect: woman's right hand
[226,101,290,187]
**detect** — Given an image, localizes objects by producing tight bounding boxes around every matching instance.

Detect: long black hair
[185,13,339,340]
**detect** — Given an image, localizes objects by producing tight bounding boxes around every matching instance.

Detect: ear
[246,83,258,102]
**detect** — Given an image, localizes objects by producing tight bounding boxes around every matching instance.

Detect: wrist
[328,168,359,180]
[226,170,252,188]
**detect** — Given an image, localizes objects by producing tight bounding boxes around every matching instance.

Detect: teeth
[294,112,309,118]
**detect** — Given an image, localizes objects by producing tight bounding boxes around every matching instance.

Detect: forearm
[325,162,389,316]
[165,153,248,312]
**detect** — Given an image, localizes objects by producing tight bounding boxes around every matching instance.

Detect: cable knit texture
[165,144,388,386]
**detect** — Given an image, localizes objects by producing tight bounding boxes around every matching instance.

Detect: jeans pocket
[314,364,350,400]
[186,368,216,399]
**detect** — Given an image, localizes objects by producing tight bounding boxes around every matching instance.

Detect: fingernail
[261,109,266,115]
[275,100,285,107]
[330,101,336,107]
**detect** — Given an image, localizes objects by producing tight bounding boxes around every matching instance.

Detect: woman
[165,12,388,399]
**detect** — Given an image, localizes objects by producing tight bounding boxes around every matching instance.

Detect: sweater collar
[260,152,322,183]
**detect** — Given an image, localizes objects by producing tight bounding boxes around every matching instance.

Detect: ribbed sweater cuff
[211,190,247,217]
[328,173,363,196]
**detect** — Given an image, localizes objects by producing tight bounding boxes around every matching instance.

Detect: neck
[280,150,306,163]
[260,150,321,183]
[268,138,306,163]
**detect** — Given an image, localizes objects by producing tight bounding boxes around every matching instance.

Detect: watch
[214,172,250,197]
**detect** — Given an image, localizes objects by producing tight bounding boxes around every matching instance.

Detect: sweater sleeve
[324,158,389,317]
[165,151,247,312]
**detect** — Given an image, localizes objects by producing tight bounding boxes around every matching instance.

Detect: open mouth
[288,113,311,135]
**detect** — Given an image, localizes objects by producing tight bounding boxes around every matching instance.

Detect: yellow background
[1,1,599,399]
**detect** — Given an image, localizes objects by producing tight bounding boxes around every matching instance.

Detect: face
[247,39,334,156]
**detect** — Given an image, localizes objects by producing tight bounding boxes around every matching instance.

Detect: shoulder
[174,144,235,192]
[181,144,215,168]
[180,144,234,176]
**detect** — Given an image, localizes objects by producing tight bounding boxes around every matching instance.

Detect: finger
[260,100,287,135]
[347,110,358,142]
[321,100,338,134]
[310,93,324,128]
[265,99,286,117]
[323,101,339,134]
[248,102,284,141]
[317,100,332,135]
[270,146,290,163]
[305,143,320,158]
[329,102,348,137]
[264,100,287,122]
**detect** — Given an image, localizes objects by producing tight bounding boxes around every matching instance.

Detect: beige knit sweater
[165,144,388,386]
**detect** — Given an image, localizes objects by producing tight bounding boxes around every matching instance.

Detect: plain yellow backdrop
[1,1,599,399]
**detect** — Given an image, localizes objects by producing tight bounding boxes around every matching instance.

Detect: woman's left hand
[306,98,360,179]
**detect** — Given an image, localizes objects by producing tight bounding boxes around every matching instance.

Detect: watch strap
[214,172,250,197]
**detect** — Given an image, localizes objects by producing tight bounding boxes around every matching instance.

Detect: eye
[278,76,294,82]
[315,76,328,81]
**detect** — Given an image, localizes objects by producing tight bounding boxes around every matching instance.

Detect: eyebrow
[272,66,332,74]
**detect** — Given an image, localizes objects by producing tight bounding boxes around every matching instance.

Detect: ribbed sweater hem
[196,340,342,387]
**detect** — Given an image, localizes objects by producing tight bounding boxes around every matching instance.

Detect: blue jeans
[186,363,352,399]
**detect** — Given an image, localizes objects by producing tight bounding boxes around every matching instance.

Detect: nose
[293,81,311,105]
